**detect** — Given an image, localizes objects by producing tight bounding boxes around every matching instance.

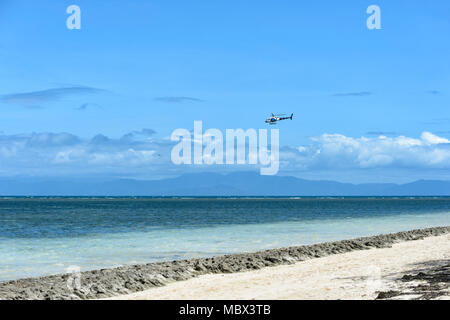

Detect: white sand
[106,234,450,300]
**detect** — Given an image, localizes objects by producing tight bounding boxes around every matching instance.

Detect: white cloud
[283,131,450,170]
[0,130,171,177]
[0,130,448,180]
[421,131,450,145]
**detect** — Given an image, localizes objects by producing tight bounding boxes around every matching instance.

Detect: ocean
[1,197,449,282]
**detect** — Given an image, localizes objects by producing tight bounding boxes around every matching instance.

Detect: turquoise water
[1,197,449,282]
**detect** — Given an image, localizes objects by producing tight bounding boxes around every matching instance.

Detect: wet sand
[0,226,449,300]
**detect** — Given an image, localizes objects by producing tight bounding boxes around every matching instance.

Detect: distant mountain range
[0,172,449,196]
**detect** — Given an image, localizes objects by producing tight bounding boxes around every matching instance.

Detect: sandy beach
[1,226,449,300]
[108,233,449,300]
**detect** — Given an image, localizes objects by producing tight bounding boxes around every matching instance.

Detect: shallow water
[1,197,449,281]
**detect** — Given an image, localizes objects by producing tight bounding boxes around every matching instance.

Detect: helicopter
[265,113,294,124]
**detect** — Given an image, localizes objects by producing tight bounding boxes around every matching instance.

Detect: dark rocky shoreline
[1,226,449,300]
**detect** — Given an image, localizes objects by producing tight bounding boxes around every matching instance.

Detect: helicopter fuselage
[265,113,293,124]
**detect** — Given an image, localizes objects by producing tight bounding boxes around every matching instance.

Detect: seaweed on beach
[376,260,450,300]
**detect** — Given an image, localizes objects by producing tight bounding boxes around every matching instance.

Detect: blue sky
[0,0,449,183]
